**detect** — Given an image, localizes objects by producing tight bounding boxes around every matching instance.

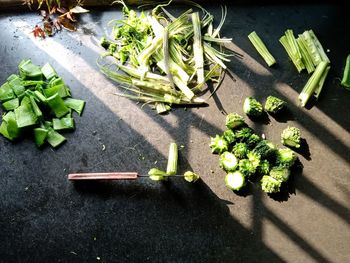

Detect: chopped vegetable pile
[210,99,301,195]
[99,1,234,114]
[0,59,85,148]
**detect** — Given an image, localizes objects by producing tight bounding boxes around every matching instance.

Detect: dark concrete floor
[0,3,349,263]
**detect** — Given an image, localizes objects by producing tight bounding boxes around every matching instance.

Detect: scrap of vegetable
[98,1,237,114]
[248,31,276,67]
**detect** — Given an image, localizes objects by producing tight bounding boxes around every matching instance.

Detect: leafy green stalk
[248,31,276,67]
[279,30,305,72]
[166,142,178,175]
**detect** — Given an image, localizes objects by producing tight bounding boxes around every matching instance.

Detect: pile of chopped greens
[99,1,235,114]
[210,102,301,195]
[0,59,85,148]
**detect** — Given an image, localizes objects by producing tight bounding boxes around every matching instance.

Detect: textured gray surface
[0,3,349,263]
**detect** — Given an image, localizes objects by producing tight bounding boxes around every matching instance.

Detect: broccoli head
[257,159,270,175]
[223,129,236,145]
[253,140,277,159]
[269,166,291,182]
[281,126,301,148]
[220,152,239,171]
[210,135,228,154]
[235,127,253,142]
[183,171,200,183]
[243,97,264,117]
[232,142,248,159]
[247,151,261,168]
[239,159,256,178]
[225,171,246,191]
[261,175,282,193]
[225,113,245,129]
[246,133,262,149]
[264,96,286,114]
[276,148,297,168]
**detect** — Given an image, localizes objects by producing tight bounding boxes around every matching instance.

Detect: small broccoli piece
[261,175,282,193]
[246,133,262,149]
[276,148,297,168]
[210,135,228,154]
[247,151,261,168]
[253,140,277,159]
[183,171,200,183]
[269,166,291,182]
[264,96,286,114]
[232,142,248,159]
[220,152,239,171]
[257,159,270,175]
[148,168,167,181]
[243,97,264,117]
[281,126,301,148]
[225,171,246,191]
[225,113,245,129]
[239,159,256,178]
[235,127,253,142]
[223,129,236,145]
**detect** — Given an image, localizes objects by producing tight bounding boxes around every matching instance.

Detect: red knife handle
[68,172,138,180]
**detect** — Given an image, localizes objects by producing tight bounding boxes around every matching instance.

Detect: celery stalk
[279,30,305,73]
[248,31,276,67]
[166,142,178,175]
[192,12,205,85]
[341,54,350,89]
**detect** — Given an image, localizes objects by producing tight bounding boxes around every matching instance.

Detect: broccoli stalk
[264,96,286,114]
[183,171,200,183]
[243,97,264,117]
[246,133,261,149]
[220,152,239,171]
[239,159,256,178]
[225,171,246,191]
[210,135,228,154]
[247,151,261,169]
[235,127,253,142]
[261,175,282,193]
[281,126,301,148]
[253,140,277,159]
[225,113,245,129]
[232,142,248,159]
[257,159,270,175]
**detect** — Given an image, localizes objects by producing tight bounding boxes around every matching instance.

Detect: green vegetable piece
[0,111,21,140]
[223,129,236,145]
[183,171,200,183]
[341,54,350,89]
[239,159,256,178]
[235,127,253,142]
[253,140,277,159]
[29,95,43,118]
[44,84,71,98]
[210,135,228,154]
[34,90,47,103]
[264,96,286,114]
[0,82,15,102]
[225,171,246,191]
[0,122,11,140]
[34,128,48,147]
[48,77,65,88]
[41,63,58,80]
[219,151,238,171]
[53,117,75,130]
[148,168,167,181]
[247,151,261,168]
[261,175,282,193]
[279,30,305,73]
[232,142,248,159]
[269,166,291,183]
[276,148,297,168]
[47,93,70,118]
[8,75,25,97]
[18,59,43,80]
[248,31,276,67]
[225,113,245,129]
[281,126,301,148]
[166,142,178,175]
[257,159,270,175]
[7,74,18,82]
[2,98,19,111]
[14,97,38,128]
[246,133,261,149]
[64,98,85,116]
[100,36,111,49]
[243,97,264,117]
[46,128,66,148]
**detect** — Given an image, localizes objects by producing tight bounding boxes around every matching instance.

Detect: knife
[67,172,183,181]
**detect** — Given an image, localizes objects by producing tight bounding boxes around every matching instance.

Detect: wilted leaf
[58,16,76,31]
[70,6,89,14]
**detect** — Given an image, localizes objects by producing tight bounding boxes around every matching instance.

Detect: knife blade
[67,172,183,181]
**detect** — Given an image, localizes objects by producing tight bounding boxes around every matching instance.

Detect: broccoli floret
[276,148,297,168]
[183,171,200,183]
[235,127,253,142]
[210,135,228,154]
[261,175,282,193]
[264,96,286,114]
[223,129,236,145]
[253,140,277,159]
[269,166,291,182]
[232,142,248,159]
[281,126,301,148]
[243,97,264,117]
[246,133,262,149]
[257,159,270,175]
[220,152,239,171]
[247,151,261,168]
[239,159,256,178]
[225,113,245,129]
[225,171,246,191]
